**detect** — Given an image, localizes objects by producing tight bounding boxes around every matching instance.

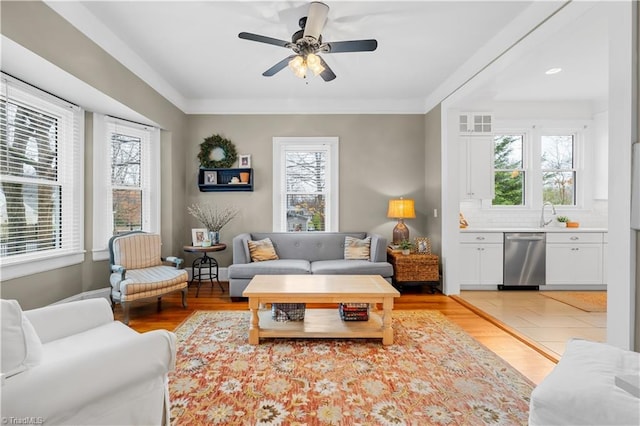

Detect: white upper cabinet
[460,135,495,200]
[459,113,493,135]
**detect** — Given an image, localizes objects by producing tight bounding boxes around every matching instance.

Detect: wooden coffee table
[242,275,401,345]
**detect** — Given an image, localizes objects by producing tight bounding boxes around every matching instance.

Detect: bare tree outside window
[285,151,327,231]
[111,133,142,233]
[541,135,575,205]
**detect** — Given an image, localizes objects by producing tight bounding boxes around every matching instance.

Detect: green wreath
[197,134,238,169]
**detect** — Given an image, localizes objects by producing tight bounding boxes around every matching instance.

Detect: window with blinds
[0,74,83,276]
[272,137,339,232]
[92,114,160,260]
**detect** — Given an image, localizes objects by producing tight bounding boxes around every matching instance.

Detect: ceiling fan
[238,1,378,81]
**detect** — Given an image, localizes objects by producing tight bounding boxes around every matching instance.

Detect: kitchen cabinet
[460,232,503,285]
[460,135,494,200]
[546,232,604,285]
[459,113,493,135]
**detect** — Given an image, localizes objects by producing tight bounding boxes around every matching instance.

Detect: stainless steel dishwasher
[501,233,546,290]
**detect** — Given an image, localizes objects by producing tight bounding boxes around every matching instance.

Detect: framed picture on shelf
[239,154,251,168]
[414,237,431,254]
[203,171,217,185]
[191,228,207,247]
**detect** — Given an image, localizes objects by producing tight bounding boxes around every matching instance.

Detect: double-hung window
[492,125,581,208]
[273,137,339,232]
[92,114,160,260]
[0,74,84,279]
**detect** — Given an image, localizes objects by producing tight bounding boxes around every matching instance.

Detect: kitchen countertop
[460,227,608,233]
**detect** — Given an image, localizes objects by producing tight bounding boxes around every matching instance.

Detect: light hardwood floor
[458,290,606,358]
[116,283,558,384]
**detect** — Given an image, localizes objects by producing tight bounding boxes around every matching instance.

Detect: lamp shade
[387,198,416,219]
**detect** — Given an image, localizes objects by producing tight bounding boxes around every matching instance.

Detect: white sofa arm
[24,298,114,344]
[1,329,177,421]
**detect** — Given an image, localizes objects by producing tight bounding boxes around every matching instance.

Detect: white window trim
[491,120,591,211]
[92,114,160,261]
[0,75,85,280]
[272,137,339,232]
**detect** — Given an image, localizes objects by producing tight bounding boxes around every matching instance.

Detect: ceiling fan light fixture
[306,53,325,76]
[288,55,306,78]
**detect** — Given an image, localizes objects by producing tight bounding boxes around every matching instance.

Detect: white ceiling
[42,0,608,115]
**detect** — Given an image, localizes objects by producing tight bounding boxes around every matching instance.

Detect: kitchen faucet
[540,202,557,227]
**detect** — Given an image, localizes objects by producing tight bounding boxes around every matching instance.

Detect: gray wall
[424,105,443,257]
[1,1,188,309]
[185,114,428,267]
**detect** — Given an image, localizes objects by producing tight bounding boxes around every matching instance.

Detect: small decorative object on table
[187,203,239,244]
[398,239,412,255]
[414,237,431,254]
[339,303,370,321]
[271,303,306,321]
[459,212,469,228]
[191,228,207,247]
[556,216,570,227]
[566,221,580,228]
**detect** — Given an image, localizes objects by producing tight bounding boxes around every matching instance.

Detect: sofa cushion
[529,338,640,426]
[248,238,279,262]
[311,260,393,276]
[229,259,311,279]
[1,299,43,379]
[344,236,371,260]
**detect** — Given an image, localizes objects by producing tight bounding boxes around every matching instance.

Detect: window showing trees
[493,134,524,206]
[0,76,82,271]
[111,132,142,233]
[541,135,575,205]
[285,151,326,231]
[273,137,339,232]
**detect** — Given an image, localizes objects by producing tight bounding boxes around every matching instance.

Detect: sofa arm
[24,298,114,344]
[368,233,388,262]
[1,329,177,421]
[232,233,252,264]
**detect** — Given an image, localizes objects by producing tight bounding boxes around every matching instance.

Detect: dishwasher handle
[505,235,545,241]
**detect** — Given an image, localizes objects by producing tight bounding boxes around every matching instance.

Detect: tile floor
[459,290,606,358]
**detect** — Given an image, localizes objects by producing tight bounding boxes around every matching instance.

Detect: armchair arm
[368,233,388,262]
[23,298,114,344]
[164,256,184,268]
[1,329,177,421]
[111,263,126,280]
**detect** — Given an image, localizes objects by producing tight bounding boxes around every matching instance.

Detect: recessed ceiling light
[545,68,562,75]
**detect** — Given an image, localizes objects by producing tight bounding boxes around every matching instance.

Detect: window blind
[0,74,83,266]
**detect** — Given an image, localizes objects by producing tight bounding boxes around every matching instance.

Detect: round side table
[183,244,227,297]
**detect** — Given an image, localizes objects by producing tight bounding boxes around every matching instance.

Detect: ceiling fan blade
[263,55,297,77]
[303,1,329,40]
[324,39,378,53]
[239,32,291,48]
[318,57,336,82]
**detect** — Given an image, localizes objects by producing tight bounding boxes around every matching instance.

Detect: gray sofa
[228,232,393,299]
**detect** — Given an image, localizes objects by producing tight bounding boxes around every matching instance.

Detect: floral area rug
[541,291,607,312]
[169,310,534,425]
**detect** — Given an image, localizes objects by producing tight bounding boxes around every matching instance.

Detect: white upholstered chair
[1,298,177,425]
[109,231,188,324]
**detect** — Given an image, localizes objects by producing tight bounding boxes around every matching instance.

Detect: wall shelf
[198,168,253,192]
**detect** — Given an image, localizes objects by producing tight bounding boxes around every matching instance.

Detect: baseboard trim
[451,295,560,364]
[52,288,111,305]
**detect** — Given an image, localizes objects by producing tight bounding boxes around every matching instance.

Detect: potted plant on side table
[556,216,570,227]
[399,239,413,255]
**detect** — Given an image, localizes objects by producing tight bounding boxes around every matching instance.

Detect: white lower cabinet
[460,233,503,285]
[545,233,604,285]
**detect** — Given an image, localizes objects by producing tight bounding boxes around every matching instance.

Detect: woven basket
[271,303,306,321]
[393,254,439,282]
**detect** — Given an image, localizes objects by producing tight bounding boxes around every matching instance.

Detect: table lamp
[387,198,416,244]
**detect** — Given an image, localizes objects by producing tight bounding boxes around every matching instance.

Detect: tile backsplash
[460,199,608,229]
